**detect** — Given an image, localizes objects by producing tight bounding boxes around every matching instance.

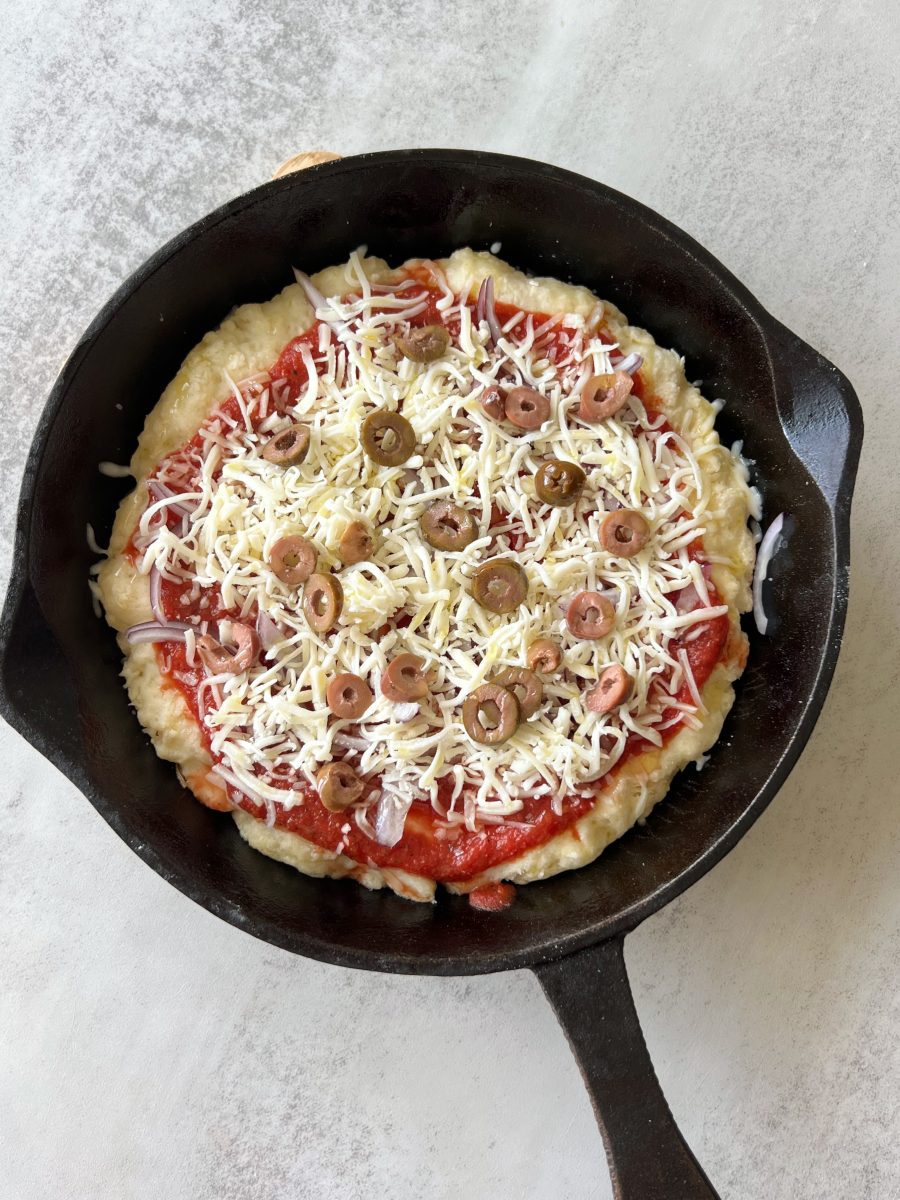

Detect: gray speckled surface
[1,3,898,1198]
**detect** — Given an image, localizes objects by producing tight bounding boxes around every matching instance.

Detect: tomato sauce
[136,275,732,883]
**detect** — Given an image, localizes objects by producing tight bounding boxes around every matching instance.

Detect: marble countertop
[2,3,897,1197]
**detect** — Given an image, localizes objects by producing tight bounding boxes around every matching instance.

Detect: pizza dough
[97,250,755,903]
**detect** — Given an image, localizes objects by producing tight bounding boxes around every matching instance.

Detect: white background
[1,2,897,1197]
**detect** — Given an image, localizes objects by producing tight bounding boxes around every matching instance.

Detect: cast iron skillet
[0,150,862,1197]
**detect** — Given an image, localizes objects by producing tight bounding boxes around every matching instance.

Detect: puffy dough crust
[97,250,755,904]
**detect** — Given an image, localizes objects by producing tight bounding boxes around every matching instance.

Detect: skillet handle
[533,937,720,1199]
[768,321,863,510]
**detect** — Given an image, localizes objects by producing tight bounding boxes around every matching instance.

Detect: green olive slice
[420,501,477,551]
[326,673,374,720]
[534,458,586,507]
[262,423,311,466]
[339,520,375,565]
[316,761,365,812]
[492,666,544,718]
[462,684,520,745]
[395,324,450,363]
[361,410,417,467]
[526,638,562,675]
[470,559,528,614]
[380,653,430,702]
[303,572,344,633]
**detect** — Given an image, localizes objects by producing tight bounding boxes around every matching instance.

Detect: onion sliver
[612,352,643,375]
[147,479,195,520]
[392,702,419,723]
[294,270,328,321]
[752,513,787,635]
[476,276,501,346]
[485,277,501,346]
[373,790,414,848]
[476,277,487,326]
[125,621,190,645]
[255,609,284,651]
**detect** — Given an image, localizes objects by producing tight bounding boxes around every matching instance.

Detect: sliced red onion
[598,488,624,512]
[476,276,501,346]
[125,619,191,644]
[294,268,327,312]
[392,702,420,723]
[399,467,425,495]
[675,583,701,615]
[373,790,414,848]
[255,609,284,651]
[127,619,192,634]
[485,278,501,345]
[149,564,164,623]
[611,352,643,375]
[147,479,195,520]
[354,804,378,841]
[752,513,786,635]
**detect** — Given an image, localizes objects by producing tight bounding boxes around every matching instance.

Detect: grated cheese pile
[134,251,732,839]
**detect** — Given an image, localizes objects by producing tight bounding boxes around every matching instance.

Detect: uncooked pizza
[95,249,756,907]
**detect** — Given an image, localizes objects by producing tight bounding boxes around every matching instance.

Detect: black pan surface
[0,150,861,976]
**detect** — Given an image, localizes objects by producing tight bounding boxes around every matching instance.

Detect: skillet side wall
[0,151,857,973]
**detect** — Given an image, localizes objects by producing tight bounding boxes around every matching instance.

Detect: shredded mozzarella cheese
[138,257,731,832]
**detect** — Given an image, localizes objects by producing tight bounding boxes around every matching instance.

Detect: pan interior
[0,151,853,974]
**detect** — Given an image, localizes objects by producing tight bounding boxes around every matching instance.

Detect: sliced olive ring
[462,684,520,745]
[526,638,562,675]
[534,458,586,507]
[269,535,316,586]
[361,410,417,467]
[262,423,311,466]
[600,509,650,557]
[505,386,550,431]
[420,501,478,551]
[339,520,375,565]
[196,621,260,675]
[316,761,365,812]
[480,385,506,421]
[303,572,344,633]
[326,672,374,720]
[566,590,616,639]
[381,653,430,702]
[395,324,450,363]
[492,666,544,718]
[587,665,634,714]
[470,559,528,614]
[579,372,633,422]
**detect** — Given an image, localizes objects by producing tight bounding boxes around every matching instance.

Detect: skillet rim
[0,149,862,974]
